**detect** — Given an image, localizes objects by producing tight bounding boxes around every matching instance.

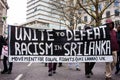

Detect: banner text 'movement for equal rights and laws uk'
[8,25,112,62]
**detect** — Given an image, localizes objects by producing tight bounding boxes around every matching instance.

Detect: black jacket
[0,35,6,56]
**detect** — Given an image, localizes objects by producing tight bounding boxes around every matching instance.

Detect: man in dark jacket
[84,25,95,78]
[0,35,5,58]
[105,19,119,80]
[115,25,120,74]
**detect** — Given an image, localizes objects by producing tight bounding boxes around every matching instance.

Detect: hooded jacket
[106,19,119,51]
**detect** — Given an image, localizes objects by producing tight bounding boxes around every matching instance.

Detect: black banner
[8,25,113,62]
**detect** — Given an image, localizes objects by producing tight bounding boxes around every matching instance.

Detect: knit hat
[106,19,114,30]
[106,19,113,23]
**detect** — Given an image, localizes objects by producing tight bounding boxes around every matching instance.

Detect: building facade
[0,0,8,35]
[25,0,120,29]
[76,0,120,28]
[25,0,65,29]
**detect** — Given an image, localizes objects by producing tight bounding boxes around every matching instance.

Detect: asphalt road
[0,62,120,80]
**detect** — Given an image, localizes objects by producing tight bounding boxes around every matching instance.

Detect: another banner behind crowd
[8,25,112,62]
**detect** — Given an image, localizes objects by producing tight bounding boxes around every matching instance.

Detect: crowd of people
[0,19,120,80]
[44,19,120,80]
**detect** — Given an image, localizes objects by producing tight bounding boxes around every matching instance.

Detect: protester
[0,35,5,60]
[84,25,96,78]
[68,63,80,71]
[48,63,57,76]
[115,24,120,74]
[105,19,119,80]
[45,63,62,67]
[1,38,13,74]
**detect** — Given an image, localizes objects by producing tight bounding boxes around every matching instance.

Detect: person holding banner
[105,19,119,80]
[45,63,63,67]
[48,63,57,76]
[115,25,120,74]
[0,35,5,60]
[1,38,13,74]
[84,25,96,78]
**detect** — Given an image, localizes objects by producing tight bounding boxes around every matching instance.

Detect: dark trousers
[85,62,95,75]
[48,63,57,72]
[3,56,13,72]
[116,51,120,71]
[59,63,62,66]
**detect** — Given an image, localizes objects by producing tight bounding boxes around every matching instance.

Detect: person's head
[117,25,120,31]
[106,19,114,30]
[4,38,8,45]
[84,25,91,30]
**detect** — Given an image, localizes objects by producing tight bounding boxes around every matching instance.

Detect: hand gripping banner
[8,25,112,62]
